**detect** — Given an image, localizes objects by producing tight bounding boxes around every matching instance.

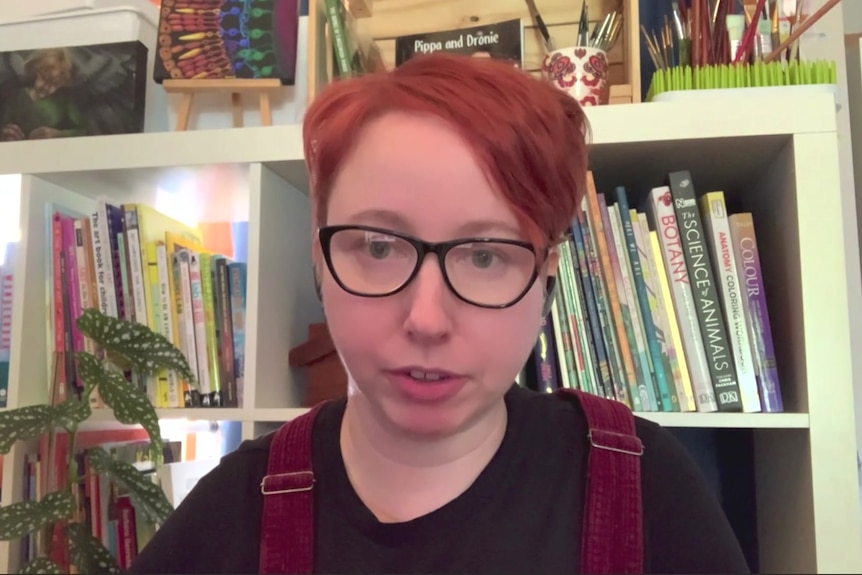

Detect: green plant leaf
[0,406,55,454]
[18,556,63,574]
[89,361,163,453]
[66,522,120,575]
[76,308,197,385]
[0,401,91,454]
[75,352,106,390]
[0,491,75,541]
[55,396,92,429]
[86,448,174,524]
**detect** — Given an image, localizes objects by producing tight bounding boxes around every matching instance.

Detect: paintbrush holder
[541,46,610,107]
[645,60,837,102]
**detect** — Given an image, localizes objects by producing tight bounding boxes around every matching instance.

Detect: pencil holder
[541,46,610,107]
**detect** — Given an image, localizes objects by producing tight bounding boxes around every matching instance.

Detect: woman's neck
[339,394,508,523]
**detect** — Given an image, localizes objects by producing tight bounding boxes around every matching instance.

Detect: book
[394,19,523,67]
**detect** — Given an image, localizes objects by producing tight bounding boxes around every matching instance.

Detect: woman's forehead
[326,113,523,240]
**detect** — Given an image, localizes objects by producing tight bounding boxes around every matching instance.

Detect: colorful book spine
[229,262,247,408]
[700,192,762,412]
[616,186,674,411]
[667,171,742,411]
[605,202,650,410]
[729,213,784,412]
[645,186,717,412]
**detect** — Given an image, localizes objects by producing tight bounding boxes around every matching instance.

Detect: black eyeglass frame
[317,224,549,309]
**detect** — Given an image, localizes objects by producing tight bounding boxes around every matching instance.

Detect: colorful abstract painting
[153,0,299,84]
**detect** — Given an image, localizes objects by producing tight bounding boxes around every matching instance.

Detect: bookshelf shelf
[0,123,308,196]
[74,405,813,430]
[0,92,836,199]
[0,89,859,574]
[639,412,810,429]
[79,407,312,428]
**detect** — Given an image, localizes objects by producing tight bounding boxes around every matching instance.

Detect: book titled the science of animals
[393,19,523,67]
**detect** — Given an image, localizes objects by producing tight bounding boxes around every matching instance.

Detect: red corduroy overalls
[258,388,645,574]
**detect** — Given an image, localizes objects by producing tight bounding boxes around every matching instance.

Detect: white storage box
[0,2,170,134]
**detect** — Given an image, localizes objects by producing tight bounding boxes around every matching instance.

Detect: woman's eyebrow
[344,209,521,238]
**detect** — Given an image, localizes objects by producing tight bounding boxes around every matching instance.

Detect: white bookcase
[0,90,859,573]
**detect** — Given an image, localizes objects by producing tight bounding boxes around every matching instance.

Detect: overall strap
[259,403,325,574]
[556,388,645,574]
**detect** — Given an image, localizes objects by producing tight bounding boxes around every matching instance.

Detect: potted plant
[0,308,197,574]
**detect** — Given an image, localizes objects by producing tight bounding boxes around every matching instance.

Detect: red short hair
[302,52,590,248]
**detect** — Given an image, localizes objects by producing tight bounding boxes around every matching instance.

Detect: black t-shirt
[128,385,750,574]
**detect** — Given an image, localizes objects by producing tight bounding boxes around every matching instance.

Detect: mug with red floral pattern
[540,46,610,107]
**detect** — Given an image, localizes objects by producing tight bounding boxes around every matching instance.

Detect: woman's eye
[471,250,496,268]
[367,241,391,258]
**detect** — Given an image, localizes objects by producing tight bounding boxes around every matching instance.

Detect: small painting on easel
[154,0,299,85]
[0,41,148,142]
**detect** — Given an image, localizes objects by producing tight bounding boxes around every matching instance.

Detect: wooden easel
[162,79,283,131]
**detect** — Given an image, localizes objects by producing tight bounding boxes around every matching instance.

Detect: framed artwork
[0,41,148,141]
[153,0,299,85]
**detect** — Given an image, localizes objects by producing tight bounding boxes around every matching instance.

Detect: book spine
[178,251,202,407]
[605,203,649,410]
[74,219,97,354]
[189,252,213,403]
[730,213,784,412]
[171,252,193,408]
[549,282,574,390]
[590,188,636,405]
[146,241,167,408]
[646,186,717,412]
[648,229,697,411]
[156,243,181,408]
[559,241,590,395]
[215,257,238,407]
[228,262,247,408]
[570,213,609,398]
[200,254,222,406]
[533,312,561,392]
[90,204,118,319]
[633,210,680,410]
[122,206,148,326]
[667,171,742,411]
[577,205,618,400]
[324,0,353,76]
[700,192,762,412]
[106,205,127,322]
[616,187,674,411]
[52,213,66,354]
[61,217,83,355]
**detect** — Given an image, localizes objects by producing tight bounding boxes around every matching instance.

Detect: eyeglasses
[318,225,545,308]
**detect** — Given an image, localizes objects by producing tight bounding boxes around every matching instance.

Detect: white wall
[845,2,862,34]
[845,2,862,498]
[800,3,862,474]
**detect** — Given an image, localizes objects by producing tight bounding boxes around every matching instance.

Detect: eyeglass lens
[327,228,537,306]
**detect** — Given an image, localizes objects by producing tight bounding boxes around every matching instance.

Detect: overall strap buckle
[260,470,315,495]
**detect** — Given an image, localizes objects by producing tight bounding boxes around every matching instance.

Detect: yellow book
[649,230,697,411]
[199,253,222,406]
[145,240,168,408]
[165,232,206,407]
[127,204,201,408]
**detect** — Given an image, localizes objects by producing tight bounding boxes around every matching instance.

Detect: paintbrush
[764,0,841,63]
[524,0,554,52]
[577,0,590,45]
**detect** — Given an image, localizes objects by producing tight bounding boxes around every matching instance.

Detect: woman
[128,53,750,574]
